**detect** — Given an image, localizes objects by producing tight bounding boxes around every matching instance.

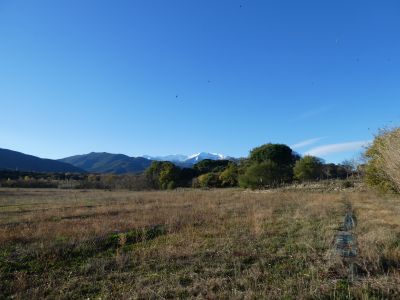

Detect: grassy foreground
[0,188,399,299]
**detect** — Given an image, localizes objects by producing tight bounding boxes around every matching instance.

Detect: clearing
[0,188,399,299]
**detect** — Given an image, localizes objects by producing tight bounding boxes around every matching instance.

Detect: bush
[341,180,354,189]
[193,159,230,175]
[145,161,180,190]
[167,181,176,190]
[197,173,221,188]
[364,128,400,192]
[218,163,238,187]
[293,155,323,181]
[239,160,281,189]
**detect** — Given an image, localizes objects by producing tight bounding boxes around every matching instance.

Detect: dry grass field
[0,188,399,299]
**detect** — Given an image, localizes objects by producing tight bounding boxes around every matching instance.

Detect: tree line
[145,143,358,190]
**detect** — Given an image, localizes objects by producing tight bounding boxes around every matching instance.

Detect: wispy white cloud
[305,141,371,157]
[291,137,325,149]
[294,106,331,121]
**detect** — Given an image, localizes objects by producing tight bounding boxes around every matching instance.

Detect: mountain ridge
[0,148,83,173]
[59,152,152,174]
[0,148,236,175]
[61,152,235,173]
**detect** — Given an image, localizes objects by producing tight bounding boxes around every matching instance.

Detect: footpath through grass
[0,188,399,299]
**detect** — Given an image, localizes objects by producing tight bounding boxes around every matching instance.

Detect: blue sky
[1,0,399,163]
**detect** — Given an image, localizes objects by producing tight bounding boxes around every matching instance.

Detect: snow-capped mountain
[141,154,188,162]
[185,152,227,164]
[142,152,232,166]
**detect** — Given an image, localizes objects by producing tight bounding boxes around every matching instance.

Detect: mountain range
[59,152,152,174]
[142,152,230,167]
[0,148,233,174]
[61,152,232,172]
[0,148,84,173]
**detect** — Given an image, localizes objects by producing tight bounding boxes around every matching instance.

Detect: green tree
[247,143,298,183]
[159,162,180,190]
[197,173,221,188]
[249,143,297,166]
[193,159,231,175]
[145,161,163,189]
[219,163,238,187]
[293,156,323,181]
[145,161,180,190]
[167,181,176,190]
[239,160,281,189]
[178,168,197,187]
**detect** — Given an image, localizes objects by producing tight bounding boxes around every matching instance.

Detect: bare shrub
[365,128,400,192]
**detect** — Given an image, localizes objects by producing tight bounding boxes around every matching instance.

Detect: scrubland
[0,188,399,299]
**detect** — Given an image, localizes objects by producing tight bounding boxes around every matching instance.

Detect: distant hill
[0,148,83,173]
[60,152,152,174]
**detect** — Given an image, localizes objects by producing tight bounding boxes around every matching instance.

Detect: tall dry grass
[0,188,399,299]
